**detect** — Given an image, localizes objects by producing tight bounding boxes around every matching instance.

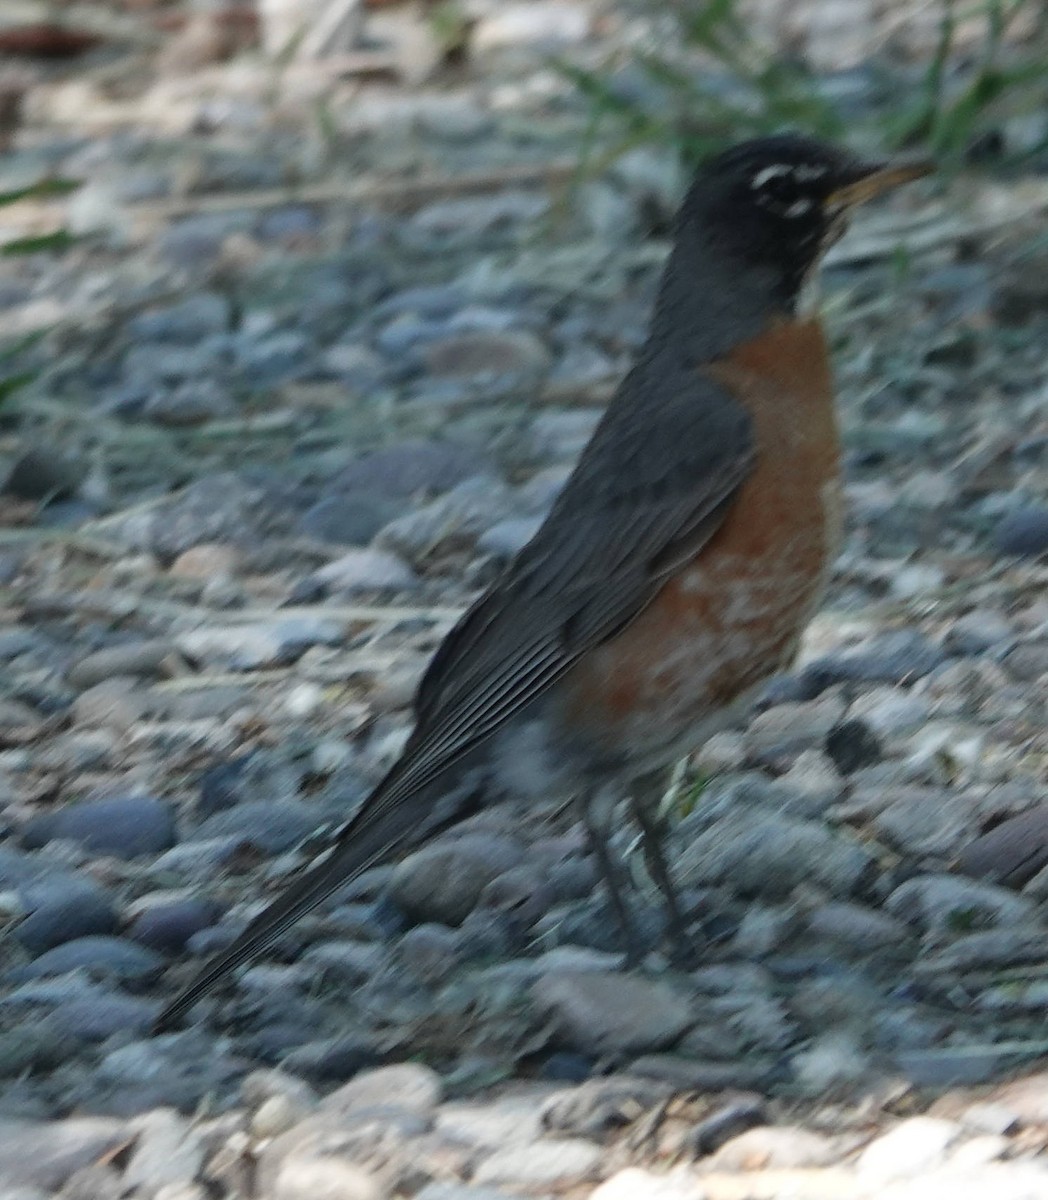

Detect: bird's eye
[750,165,815,218]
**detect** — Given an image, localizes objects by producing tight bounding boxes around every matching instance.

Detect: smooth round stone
[994,506,1048,558]
[21,794,176,860]
[15,877,119,952]
[128,898,224,954]
[8,936,164,983]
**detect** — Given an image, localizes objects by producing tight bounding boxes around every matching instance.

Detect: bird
[154,134,931,1031]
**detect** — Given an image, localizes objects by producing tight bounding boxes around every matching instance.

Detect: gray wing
[153,364,753,1030]
[412,363,753,736]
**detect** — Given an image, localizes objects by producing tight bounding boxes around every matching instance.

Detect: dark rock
[298,493,402,546]
[21,794,176,859]
[129,898,224,954]
[7,937,164,983]
[801,631,947,693]
[956,808,1048,889]
[389,834,525,927]
[281,1037,384,1083]
[195,800,320,855]
[3,446,82,502]
[825,719,883,774]
[49,990,158,1042]
[15,877,119,952]
[129,292,232,341]
[197,753,252,818]
[994,507,1048,559]
[331,439,483,499]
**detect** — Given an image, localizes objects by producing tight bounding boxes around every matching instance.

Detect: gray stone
[21,794,175,860]
[312,548,417,593]
[273,1157,383,1200]
[957,808,1048,888]
[124,1109,205,1193]
[71,678,150,730]
[375,476,516,563]
[7,936,163,983]
[884,874,1035,933]
[802,631,948,692]
[857,1116,962,1181]
[389,834,525,926]
[195,801,321,856]
[320,1063,442,1117]
[422,330,550,380]
[872,787,975,857]
[917,927,1048,971]
[299,495,403,547]
[707,1125,840,1169]
[0,1118,127,1191]
[48,990,158,1042]
[531,970,692,1055]
[744,694,847,759]
[15,877,118,952]
[676,810,874,899]
[129,897,223,953]
[994,507,1048,558]
[130,293,232,341]
[805,902,909,952]
[472,1138,601,1190]
[332,440,482,499]
[68,640,174,687]
[177,617,344,670]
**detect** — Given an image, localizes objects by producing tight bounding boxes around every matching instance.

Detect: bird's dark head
[674,134,931,312]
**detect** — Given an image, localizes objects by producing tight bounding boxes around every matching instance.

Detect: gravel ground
[2,2,1048,1197]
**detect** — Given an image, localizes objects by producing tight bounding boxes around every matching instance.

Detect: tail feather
[153,758,487,1033]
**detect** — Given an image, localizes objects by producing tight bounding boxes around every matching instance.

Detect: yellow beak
[827,159,934,209]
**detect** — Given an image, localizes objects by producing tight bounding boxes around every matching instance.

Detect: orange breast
[557,318,841,760]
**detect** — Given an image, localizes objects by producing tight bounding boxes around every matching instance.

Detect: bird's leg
[629,768,703,966]
[579,785,646,967]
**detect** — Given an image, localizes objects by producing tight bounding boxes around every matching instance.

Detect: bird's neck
[645,232,801,366]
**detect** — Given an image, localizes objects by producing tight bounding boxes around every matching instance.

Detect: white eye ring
[751,164,792,189]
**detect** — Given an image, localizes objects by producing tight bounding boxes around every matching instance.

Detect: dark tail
[153,759,483,1032]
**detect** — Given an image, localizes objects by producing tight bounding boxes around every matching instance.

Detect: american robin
[155,134,930,1030]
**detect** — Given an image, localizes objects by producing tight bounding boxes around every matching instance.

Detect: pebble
[706,1125,841,1169]
[320,1063,443,1117]
[473,2,592,51]
[422,330,550,379]
[273,1157,382,1200]
[70,677,150,730]
[389,834,525,926]
[0,1117,128,1191]
[14,876,119,952]
[310,548,417,593]
[857,1116,962,1181]
[129,897,223,953]
[67,639,174,687]
[590,1169,695,1200]
[124,1109,205,1193]
[531,969,693,1054]
[956,807,1048,887]
[21,794,176,860]
[176,617,344,670]
[332,440,482,499]
[884,874,1035,933]
[7,936,163,983]
[472,1138,601,1189]
[676,810,874,900]
[48,989,158,1042]
[802,631,947,692]
[299,495,404,547]
[993,506,1048,558]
